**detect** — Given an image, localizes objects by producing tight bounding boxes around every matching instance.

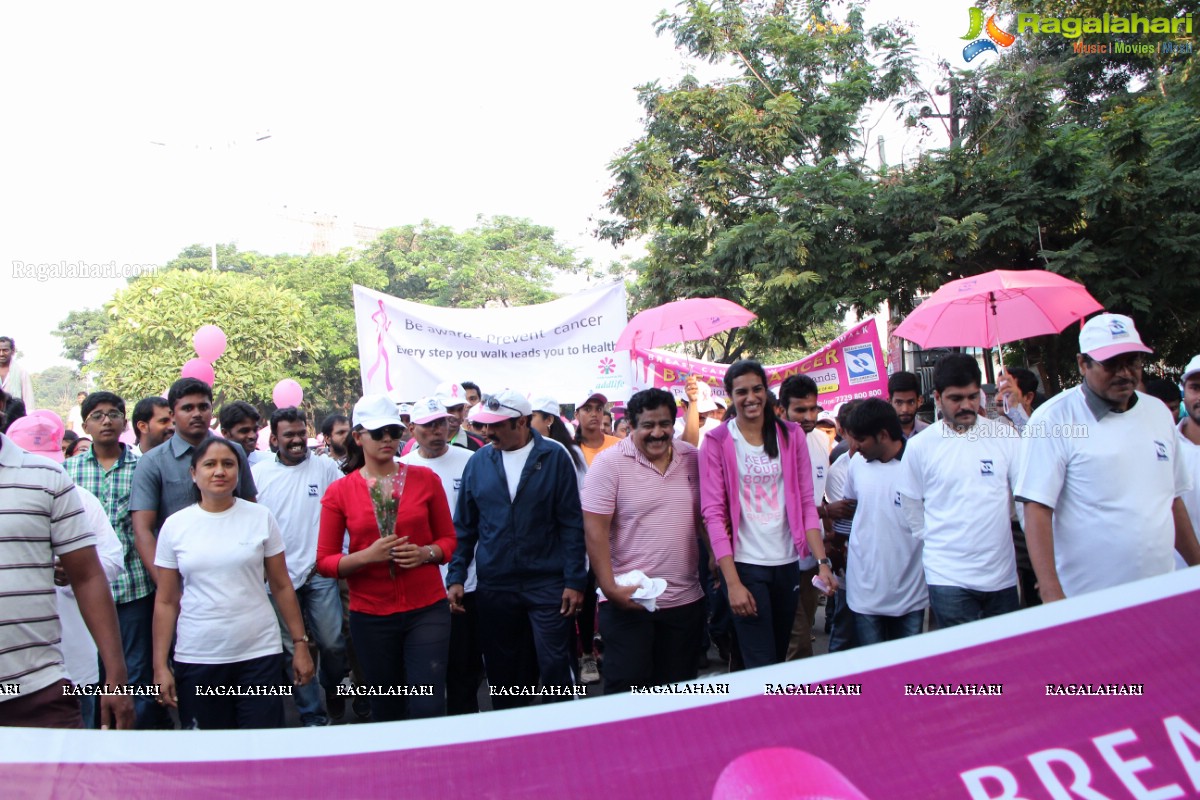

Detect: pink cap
[8,410,66,463]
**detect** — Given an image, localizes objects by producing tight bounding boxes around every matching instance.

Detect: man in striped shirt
[0,390,133,729]
[582,388,706,693]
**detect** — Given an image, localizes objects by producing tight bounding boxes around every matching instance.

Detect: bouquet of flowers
[365,474,399,578]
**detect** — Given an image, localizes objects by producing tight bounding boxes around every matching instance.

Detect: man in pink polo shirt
[582,388,706,693]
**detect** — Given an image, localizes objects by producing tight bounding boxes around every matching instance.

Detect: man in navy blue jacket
[447,389,586,708]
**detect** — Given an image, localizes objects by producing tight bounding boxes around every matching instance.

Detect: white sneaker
[580,655,600,684]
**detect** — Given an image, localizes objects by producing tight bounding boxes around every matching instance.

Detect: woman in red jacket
[317,395,456,721]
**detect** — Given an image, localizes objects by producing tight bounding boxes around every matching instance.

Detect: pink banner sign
[630,318,889,409]
[4,570,1198,798]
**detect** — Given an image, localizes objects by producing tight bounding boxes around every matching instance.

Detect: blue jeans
[349,600,450,722]
[926,584,1020,629]
[855,610,925,645]
[99,593,171,729]
[273,573,349,726]
[476,584,575,710]
[724,562,800,669]
[827,580,858,653]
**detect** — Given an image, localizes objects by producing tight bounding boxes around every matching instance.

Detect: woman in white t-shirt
[699,360,836,668]
[153,438,314,729]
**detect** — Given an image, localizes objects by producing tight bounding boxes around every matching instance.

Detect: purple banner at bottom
[3,570,1199,799]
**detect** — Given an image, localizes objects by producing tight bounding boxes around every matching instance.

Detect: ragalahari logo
[962,7,1016,62]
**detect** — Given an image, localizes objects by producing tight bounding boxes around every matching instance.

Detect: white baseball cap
[468,389,533,424]
[1182,355,1200,384]
[528,395,560,416]
[1079,313,1153,361]
[352,394,403,430]
[577,390,608,409]
[410,396,452,426]
[435,381,467,409]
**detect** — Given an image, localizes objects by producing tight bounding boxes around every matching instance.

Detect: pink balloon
[181,358,215,386]
[193,325,227,362]
[712,748,870,799]
[272,379,303,408]
[255,424,271,453]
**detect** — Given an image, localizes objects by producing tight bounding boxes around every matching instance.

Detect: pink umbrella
[892,269,1103,350]
[615,297,756,351]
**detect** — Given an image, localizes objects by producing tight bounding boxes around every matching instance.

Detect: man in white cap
[575,390,619,466]
[1176,355,1200,548]
[1016,314,1199,601]
[399,397,482,714]
[436,381,483,452]
[448,389,585,709]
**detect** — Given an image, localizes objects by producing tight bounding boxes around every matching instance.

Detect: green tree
[30,366,85,420]
[359,215,595,308]
[89,269,322,406]
[600,0,917,361]
[53,308,110,367]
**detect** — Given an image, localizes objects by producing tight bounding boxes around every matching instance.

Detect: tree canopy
[61,215,595,408]
[601,0,1199,383]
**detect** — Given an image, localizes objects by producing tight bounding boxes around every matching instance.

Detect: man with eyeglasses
[1016,314,1200,601]
[131,378,258,582]
[64,392,165,728]
[448,390,585,709]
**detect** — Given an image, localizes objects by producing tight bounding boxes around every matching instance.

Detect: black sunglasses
[364,425,403,441]
[481,394,521,415]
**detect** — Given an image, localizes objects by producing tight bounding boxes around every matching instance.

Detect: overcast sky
[2,1,968,373]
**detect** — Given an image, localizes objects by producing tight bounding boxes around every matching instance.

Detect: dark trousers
[0,680,81,728]
[599,598,706,694]
[174,653,286,730]
[476,585,574,710]
[828,579,858,653]
[855,610,925,645]
[927,584,1021,628]
[724,561,800,669]
[1012,521,1041,608]
[573,569,599,657]
[349,600,450,721]
[786,565,819,660]
[98,592,171,729]
[447,592,485,715]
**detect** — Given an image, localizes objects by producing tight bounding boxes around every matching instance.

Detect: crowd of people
[1,312,1198,730]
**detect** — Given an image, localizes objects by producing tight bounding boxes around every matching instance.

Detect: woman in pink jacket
[699,360,837,668]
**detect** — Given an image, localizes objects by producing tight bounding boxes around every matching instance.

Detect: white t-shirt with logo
[729,421,795,566]
[844,453,927,616]
[401,445,475,592]
[155,499,286,664]
[1015,388,1192,596]
[796,430,831,570]
[898,416,1020,591]
[252,454,344,589]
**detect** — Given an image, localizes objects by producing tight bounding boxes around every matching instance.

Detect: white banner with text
[353,282,633,403]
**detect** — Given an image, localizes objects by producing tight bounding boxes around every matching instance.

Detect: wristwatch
[817,558,833,568]
[293,634,310,644]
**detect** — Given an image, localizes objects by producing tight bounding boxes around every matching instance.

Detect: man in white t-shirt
[1016,315,1199,600]
[252,407,345,726]
[1178,356,1200,547]
[843,400,927,644]
[779,374,830,659]
[899,353,1021,627]
[399,396,480,715]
